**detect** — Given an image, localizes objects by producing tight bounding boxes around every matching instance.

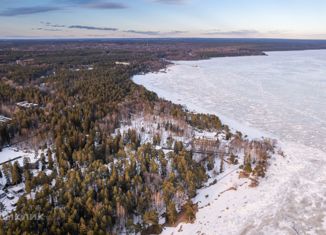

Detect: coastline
[134,49,326,152]
[132,49,326,234]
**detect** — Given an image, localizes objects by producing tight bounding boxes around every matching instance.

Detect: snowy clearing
[0,147,42,217]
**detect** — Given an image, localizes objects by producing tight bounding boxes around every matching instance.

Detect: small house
[10,185,24,194]
[0,191,6,199]
[16,101,38,109]
[7,193,14,200]
[0,115,12,123]
[115,61,130,66]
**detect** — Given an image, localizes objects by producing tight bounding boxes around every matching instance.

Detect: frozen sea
[133,50,326,235]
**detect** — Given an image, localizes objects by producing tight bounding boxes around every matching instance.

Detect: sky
[0,0,326,39]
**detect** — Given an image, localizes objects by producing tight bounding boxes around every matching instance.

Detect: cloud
[33,28,63,32]
[40,21,118,32]
[0,1,127,17]
[40,21,188,36]
[124,30,161,35]
[123,30,187,36]
[69,25,118,31]
[85,2,127,9]
[58,0,128,9]
[86,34,107,37]
[167,30,188,34]
[154,0,188,4]
[205,30,260,36]
[41,21,66,28]
[0,6,61,16]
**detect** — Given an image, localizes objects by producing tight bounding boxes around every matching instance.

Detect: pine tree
[143,210,158,227]
[48,149,54,169]
[220,155,224,173]
[79,218,87,235]
[40,153,46,171]
[174,141,183,154]
[2,163,11,184]
[244,162,252,173]
[184,200,196,222]
[162,180,175,204]
[12,161,22,185]
[25,179,32,194]
[0,202,4,212]
[23,157,30,170]
[166,202,177,225]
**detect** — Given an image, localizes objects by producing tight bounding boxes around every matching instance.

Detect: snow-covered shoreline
[160,140,326,235]
[134,49,326,151]
[132,50,326,234]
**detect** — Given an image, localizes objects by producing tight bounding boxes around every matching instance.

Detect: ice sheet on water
[133,50,326,234]
[133,50,326,151]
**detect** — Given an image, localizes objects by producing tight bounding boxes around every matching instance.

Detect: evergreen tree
[47,149,54,169]
[143,210,158,227]
[40,153,46,171]
[184,200,196,222]
[11,161,22,185]
[166,202,177,225]
[25,179,32,194]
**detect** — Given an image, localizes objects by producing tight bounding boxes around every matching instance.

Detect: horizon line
[1,37,326,41]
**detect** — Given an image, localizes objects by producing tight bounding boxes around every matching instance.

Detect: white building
[115,61,130,66]
[0,115,12,123]
[16,101,38,109]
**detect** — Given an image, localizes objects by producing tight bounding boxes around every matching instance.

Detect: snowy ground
[115,114,193,148]
[0,147,37,166]
[134,50,326,234]
[161,141,326,235]
[0,147,41,217]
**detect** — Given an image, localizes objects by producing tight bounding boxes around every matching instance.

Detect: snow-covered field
[133,50,326,234]
[0,148,36,166]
